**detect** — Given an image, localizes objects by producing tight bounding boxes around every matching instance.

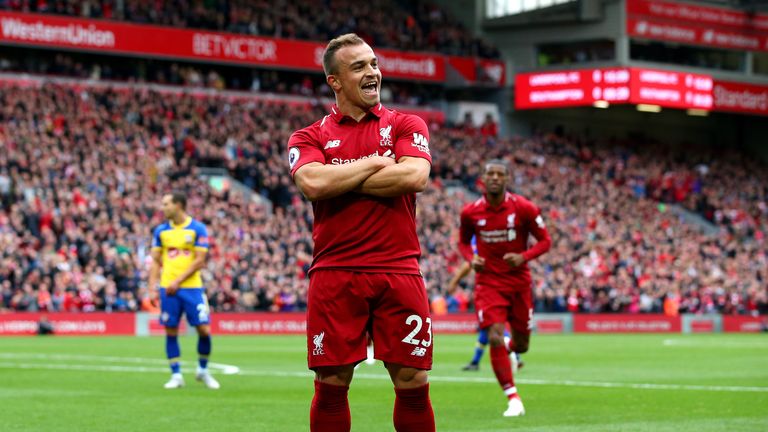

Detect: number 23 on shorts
[401,314,432,347]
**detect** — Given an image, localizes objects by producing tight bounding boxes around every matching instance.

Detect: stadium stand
[0,0,501,58]
[0,80,765,316]
[0,48,439,104]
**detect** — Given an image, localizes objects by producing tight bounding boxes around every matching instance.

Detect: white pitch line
[662,339,768,348]
[0,352,171,364]
[0,353,241,375]
[0,359,766,393]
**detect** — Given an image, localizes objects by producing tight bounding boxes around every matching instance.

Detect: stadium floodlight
[686,109,709,117]
[593,100,610,109]
[636,104,661,113]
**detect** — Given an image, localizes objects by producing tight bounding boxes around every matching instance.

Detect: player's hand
[372,155,396,169]
[503,253,526,268]
[166,281,180,296]
[471,255,485,272]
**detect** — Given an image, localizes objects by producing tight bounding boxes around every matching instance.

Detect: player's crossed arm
[294,157,395,201]
[354,156,430,198]
[355,114,432,198]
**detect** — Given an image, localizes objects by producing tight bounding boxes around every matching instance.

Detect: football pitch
[1,334,766,431]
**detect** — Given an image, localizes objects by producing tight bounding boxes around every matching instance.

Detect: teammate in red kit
[458,159,552,417]
[287,34,434,432]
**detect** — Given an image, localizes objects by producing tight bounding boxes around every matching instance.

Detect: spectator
[0,80,765,317]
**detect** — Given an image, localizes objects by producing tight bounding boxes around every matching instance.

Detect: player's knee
[387,365,428,388]
[488,325,506,347]
[489,335,504,347]
[514,334,530,353]
[315,365,355,386]
[165,327,179,337]
[196,325,210,337]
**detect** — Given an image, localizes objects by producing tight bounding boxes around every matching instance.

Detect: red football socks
[490,344,517,400]
[393,383,435,432]
[310,381,351,432]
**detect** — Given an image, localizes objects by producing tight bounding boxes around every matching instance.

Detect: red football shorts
[306,270,433,370]
[475,284,533,335]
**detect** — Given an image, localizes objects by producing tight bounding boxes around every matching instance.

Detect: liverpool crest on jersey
[379,124,393,147]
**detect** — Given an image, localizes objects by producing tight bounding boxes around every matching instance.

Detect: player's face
[331,43,381,109]
[161,195,180,219]
[482,164,508,195]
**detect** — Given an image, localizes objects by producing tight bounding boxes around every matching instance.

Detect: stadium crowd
[0,0,501,58]
[0,83,766,316]
[0,49,440,105]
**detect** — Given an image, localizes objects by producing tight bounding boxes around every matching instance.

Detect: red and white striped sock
[490,345,516,400]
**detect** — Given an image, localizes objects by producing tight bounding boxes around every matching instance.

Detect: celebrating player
[149,192,219,390]
[458,160,551,416]
[287,34,434,432]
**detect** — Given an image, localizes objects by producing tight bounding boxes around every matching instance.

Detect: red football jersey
[288,104,432,274]
[459,192,551,290]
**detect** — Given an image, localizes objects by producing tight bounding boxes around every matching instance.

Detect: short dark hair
[323,33,366,76]
[484,159,509,174]
[169,191,187,209]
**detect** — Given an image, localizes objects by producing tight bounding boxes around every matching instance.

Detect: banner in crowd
[211,313,566,335]
[573,314,682,333]
[448,56,506,86]
[212,313,307,334]
[626,0,768,52]
[0,313,763,335]
[0,11,505,86]
[0,312,135,335]
[722,315,767,332]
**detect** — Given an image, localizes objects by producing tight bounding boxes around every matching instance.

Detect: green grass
[1,334,767,431]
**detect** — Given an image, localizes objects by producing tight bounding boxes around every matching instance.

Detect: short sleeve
[394,114,432,164]
[288,128,326,177]
[151,226,162,251]
[194,223,210,251]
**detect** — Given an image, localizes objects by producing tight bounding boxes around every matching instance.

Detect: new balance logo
[312,332,325,356]
[410,347,427,357]
[412,133,430,155]
[324,140,341,150]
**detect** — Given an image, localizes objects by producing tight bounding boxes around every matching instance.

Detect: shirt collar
[170,216,191,229]
[329,103,385,123]
[484,192,514,211]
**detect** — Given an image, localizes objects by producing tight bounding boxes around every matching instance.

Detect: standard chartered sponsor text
[714,85,768,111]
[378,54,436,77]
